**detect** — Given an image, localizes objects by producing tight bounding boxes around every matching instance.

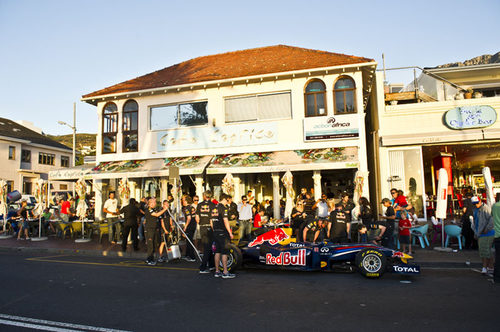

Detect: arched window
[334,76,356,114]
[304,79,326,117]
[122,100,138,152]
[102,102,118,153]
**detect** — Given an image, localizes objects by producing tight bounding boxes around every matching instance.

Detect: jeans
[106,217,119,242]
[238,219,252,243]
[138,217,145,241]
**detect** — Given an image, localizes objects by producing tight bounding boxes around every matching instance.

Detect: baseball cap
[470,196,480,204]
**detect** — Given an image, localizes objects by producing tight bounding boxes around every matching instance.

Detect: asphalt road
[0,251,497,332]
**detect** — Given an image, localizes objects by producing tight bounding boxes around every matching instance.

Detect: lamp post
[57,103,77,167]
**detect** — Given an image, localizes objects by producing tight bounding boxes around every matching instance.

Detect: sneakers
[199,269,210,274]
[146,260,157,266]
[157,256,167,263]
[222,272,236,279]
[481,267,488,275]
[214,271,222,278]
[183,257,196,262]
[209,267,216,271]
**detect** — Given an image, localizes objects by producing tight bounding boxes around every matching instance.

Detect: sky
[1,0,499,135]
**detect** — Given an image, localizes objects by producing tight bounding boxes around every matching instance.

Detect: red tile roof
[83,45,374,99]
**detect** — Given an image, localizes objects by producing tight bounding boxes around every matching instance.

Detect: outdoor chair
[411,223,430,249]
[444,224,463,250]
[56,221,71,239]
[70,221,82,239]
[96,222,109,243]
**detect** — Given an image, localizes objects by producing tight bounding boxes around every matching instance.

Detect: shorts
[22,220,29,229]
[213,231,230,254]
[478,235,494,258]
[399,235,410,245]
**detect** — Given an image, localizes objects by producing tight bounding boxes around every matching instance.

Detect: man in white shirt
[314,194,330,222]
[237,195,253,244]
[103,192,120,243]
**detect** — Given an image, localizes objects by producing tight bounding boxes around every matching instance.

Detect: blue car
[224,227,420,278]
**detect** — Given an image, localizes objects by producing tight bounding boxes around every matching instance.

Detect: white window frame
[149,100,209,131]
[224,91,292,124]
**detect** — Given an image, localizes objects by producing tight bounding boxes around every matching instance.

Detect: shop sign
[444,105,497,130]
[157,122,277,151]
[303,114,359,141]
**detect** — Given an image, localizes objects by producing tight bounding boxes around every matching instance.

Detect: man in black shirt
[303,218,319,242]
[379,198,396,248]
[328,205,350,244]
[119,198,141,252]
[211,194,235,278]
[303,192,315,218]
[195,190,216,273]
[182,195,197,262]
[143,198,169,265]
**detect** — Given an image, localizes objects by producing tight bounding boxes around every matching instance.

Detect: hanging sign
[444,105,497,130]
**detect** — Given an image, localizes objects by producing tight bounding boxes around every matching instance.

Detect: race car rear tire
[219,244,242,273]
[355,248,387,278]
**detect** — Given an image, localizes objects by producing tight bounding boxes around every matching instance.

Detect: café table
[72,219,94,243]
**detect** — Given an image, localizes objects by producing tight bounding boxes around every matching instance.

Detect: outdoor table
[29,218,48,242]
[73,219,94,243]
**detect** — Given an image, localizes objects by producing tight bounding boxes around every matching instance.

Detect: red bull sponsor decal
[249,228,289,247]
[392,251,405,258]
[266,249,306,266]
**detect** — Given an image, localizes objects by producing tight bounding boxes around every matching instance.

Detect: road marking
[26,255,198,271]
[0,313,132,332]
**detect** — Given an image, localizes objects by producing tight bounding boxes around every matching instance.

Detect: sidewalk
[0,235,483,268]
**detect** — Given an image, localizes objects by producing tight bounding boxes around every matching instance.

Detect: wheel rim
[362,254,381,273]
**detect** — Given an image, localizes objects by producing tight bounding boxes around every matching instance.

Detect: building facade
[53,45,378,220]
[0,117,74,195]
[375,64,500,219]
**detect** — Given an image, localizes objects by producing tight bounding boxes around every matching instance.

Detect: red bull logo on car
[249,228,289,247]
[266,249,306,266]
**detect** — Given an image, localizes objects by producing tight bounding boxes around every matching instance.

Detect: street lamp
[57,103,77,167]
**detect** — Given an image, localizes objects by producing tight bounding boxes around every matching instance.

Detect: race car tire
[219,244,243,273]
[355,248,387,278]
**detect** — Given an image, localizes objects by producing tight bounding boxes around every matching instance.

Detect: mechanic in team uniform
[182,195,197,262]
[144,198,169,265]
[211,194,235,279]
[195,190,216,273]
[303,219,320,242]
[328,203,350,244]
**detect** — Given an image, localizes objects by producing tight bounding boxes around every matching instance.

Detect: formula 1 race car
[224,227,420,278]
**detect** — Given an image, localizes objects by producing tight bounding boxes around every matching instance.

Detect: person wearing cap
[471,196,494,276]
[379,198,396,249]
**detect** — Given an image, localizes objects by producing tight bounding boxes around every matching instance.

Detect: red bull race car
[224,227,420,278]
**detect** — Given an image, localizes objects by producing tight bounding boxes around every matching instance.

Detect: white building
[0,117,74,195]
[51,45,378,220]
[375,63,500,219]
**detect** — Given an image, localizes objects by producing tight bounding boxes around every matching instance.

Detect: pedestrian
[471,196,495,276]
[357,197,374,243]
[119,198,140,252]
[328,201,350,244]
[144,198,169,265]
[226,195,239,227]
[398,210,412,255]
[237,195,253,244]
[461,192,477,249]
[60,197,71,223]
[313,193,329,223]
[492,194,500,284]
[138,197,148,242]
[379,198,396,249]
[291,200,307,240]
[212,194,235,279]
[103,192,120,244]
[303,192,315,218]
[182,195,197,262]
[195,190,216,273]
[158,200,172,263]
[16,200,31,240]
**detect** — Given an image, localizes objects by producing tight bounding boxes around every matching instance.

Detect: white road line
[0,314,132,332]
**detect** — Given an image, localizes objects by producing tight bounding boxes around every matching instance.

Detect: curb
[0,246,146,259]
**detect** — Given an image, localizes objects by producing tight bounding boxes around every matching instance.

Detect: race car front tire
[220,244,243,273]
[355,248,387,278]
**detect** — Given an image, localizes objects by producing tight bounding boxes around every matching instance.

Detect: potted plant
[464,88,473,99]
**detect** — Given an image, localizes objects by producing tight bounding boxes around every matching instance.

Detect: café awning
[49,156,213,181]
[90,156,213,179]
[206,147,358,174]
